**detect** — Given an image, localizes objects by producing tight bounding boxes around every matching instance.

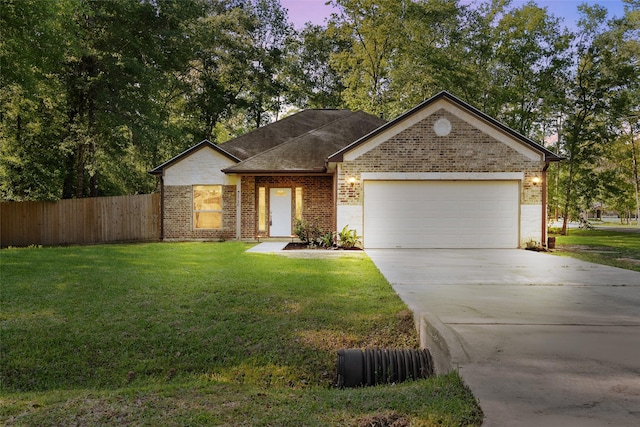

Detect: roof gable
[328,91,562,163]
[149,140,240,175]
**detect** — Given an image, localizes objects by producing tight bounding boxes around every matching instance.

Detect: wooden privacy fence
[0,193,161,247]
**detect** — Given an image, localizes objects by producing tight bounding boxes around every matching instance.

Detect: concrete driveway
[366,249,640,427]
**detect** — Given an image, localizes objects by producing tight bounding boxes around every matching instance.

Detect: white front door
[269,188,292,236]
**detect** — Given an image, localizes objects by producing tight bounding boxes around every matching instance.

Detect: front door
[269,188,292,236]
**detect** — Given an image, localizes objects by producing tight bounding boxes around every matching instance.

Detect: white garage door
[364,181,519,249]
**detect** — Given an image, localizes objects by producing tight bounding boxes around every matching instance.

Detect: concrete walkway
[245,241,289,253]
[366,249,640,427]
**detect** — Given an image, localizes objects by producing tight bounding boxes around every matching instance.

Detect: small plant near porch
[293,218,327,248]
[337,224,361,249]
[293,220,361,250]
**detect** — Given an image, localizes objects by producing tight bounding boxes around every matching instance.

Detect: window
[258,187,266,232]
[295,187,303,220]
[193,185,222,229]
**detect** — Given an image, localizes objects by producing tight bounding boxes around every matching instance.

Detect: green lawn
[551,229,640,272]
[0,242,482,426]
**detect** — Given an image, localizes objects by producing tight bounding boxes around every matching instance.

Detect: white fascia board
[360,172,525,181]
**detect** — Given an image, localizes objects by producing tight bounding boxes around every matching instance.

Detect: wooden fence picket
[0,194,161,247]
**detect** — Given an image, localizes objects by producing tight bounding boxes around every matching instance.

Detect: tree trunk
[561,157,574,235]
[631,127,639,227]
[75,143,85,198]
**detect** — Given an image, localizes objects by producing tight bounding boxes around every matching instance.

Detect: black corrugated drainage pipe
[336,348,434,388]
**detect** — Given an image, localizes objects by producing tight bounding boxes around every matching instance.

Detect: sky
[280,0,628,29]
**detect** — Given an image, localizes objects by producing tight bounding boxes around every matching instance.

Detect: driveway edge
[420,312,468,375]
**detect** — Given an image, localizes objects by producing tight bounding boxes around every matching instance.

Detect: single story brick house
[150,91,561,248]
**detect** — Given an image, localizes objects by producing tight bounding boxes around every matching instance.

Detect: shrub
[294,218,324,246]
[319,231,336,248]
[337,225,361,249]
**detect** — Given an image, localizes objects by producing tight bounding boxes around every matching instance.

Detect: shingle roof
[220,109,355,160]
[222,111,386,174]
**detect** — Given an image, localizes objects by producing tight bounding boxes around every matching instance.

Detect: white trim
[236,177,242,240]
[521,204,542,246]
[360,172,524,181]
[343,98,543,162]
[337,205,363,238]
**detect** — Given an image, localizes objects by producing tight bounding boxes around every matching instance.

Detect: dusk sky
[280,0,628,29]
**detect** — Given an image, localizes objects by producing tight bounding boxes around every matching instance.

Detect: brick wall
[253,175,334,238]
[163,185,236,241]
[241,176,256,239]
[337,110,545,206]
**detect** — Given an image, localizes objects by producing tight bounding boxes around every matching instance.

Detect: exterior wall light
[348,176,357,185]
[532,176,542,186]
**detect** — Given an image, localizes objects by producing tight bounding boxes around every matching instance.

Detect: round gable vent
[433,117,452,136]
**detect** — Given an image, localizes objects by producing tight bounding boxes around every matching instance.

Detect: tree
[491,2,572,137]
[0,0,74,200]
[184,3,255,142]
[328,0,404,117]
[599,0,640,225]
[242,0,293,128]
[284,23,345,109]
[559,5,616,233]
[388,0,467,115]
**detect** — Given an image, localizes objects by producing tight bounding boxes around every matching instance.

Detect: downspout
[333,166,338,233]
[542,161,550,247]
[159,174,165,240]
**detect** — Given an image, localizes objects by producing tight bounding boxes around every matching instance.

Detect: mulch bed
[283,242,362,251]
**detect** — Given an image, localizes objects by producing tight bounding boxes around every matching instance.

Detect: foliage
[0,242,482,425]
[337,224,361,248]
[327,0,401,117]
[293,218,323,245]
[284,23,345,108]
[1,0,638,217]
[319,230,336,248]
[554,3,640,233]
[293,219,336,248]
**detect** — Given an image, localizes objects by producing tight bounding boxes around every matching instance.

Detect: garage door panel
[364,181,519,248]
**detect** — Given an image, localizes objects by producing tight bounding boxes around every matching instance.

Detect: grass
[0,242,482,426]
[551,229,640,272]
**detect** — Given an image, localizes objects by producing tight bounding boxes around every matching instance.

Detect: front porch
[239,175,335,240]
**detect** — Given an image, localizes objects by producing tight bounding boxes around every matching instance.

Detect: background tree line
[1,0,638,227]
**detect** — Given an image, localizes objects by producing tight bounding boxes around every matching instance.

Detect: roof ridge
[229,111,362,165]
[222,111,386,173]
[220,109,355,160]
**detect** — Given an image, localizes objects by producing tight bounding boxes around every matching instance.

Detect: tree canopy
[1,0,638,224]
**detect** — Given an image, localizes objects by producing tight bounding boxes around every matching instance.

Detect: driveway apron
[366,249,640,427]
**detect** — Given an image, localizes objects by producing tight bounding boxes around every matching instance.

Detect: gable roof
[220,109,355,160]
[148,140,240,175]
[223,111,386,174]
[328,91,563,163]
